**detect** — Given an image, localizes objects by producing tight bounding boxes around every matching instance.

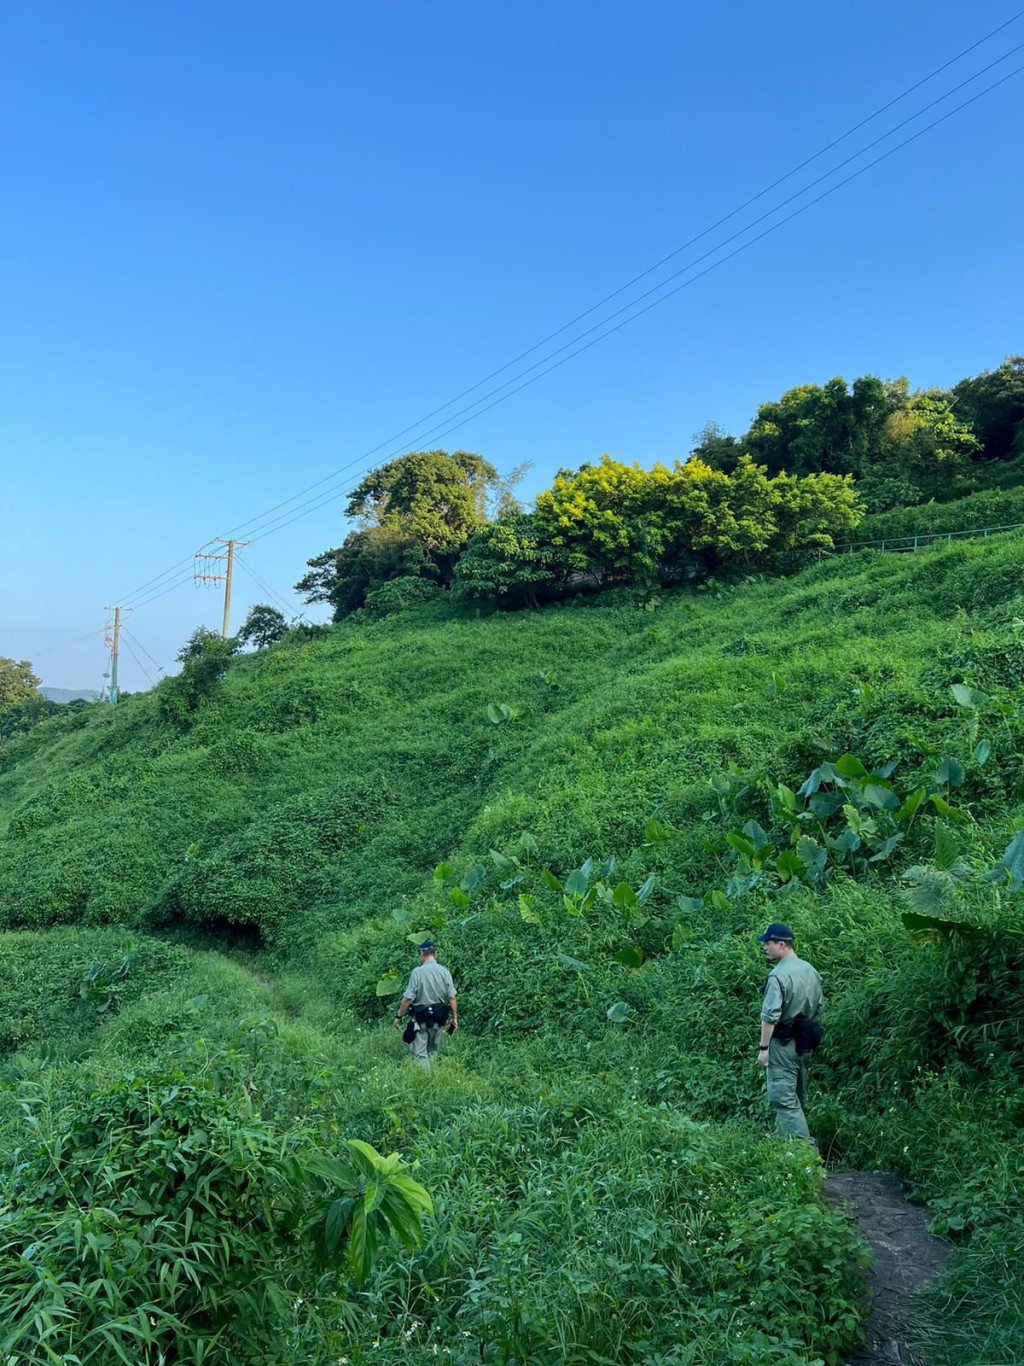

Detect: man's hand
[449,1019,458,1034]
[757,1046,769,1069]
[393,1015,403,1031]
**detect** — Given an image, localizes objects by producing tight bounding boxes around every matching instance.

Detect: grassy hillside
[1,533,1023,1363]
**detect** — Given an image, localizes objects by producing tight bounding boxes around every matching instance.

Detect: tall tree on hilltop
[296,450,501,618]
[0,657,41,713]
[951,356,1024,465]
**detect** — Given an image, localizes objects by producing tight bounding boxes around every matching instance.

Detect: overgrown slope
[1,533,1022,1363]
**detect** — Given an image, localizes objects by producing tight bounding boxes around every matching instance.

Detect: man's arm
[448,992,458,1032]
[758,975,783,1068]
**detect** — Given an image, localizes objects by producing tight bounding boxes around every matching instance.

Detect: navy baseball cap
[418,940,436,953]
[756,923,794,943]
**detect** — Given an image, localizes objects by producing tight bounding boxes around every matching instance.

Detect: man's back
[404,960,455,1006]
[764,954,823,1023]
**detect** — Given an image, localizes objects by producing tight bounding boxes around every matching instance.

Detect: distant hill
[38,686,101,704]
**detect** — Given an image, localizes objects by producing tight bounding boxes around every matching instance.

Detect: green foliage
[158,627,239,725]
[3,526,1024,1359]
[364,575,441,616]
[0,656,41,712]
[0,1045,431,1363]
[238,602,288,649]
[297,450,500,618]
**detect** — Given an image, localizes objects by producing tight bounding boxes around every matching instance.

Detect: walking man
[756,923,824,1146]
[393,940,458,1069]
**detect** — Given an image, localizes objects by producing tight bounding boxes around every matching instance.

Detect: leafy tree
[0,656,41,712]
[158,628,238,724]
[534,456,670,586]
[951,356,1024,464]
[346,449,499,576]
[455,513,570,607]
[238,603,288,649]
[877,391,980,502]
[363,576,440,616]
[296,527,429,620]
[690,421,742,474]
[297,450,501,618]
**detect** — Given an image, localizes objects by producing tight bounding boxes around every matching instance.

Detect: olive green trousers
[766,1037,813,1142]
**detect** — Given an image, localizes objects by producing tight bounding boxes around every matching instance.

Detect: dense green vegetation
[295,356,1023,621]
[1,515,1023,1361]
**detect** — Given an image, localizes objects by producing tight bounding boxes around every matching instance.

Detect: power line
[239,32,1024,530]
[106,12,1024,607]
[30,625,107,658]
[244,60,1024,545]
[121,625,165,677]
[119,633,156,689]
[234,556,299,619]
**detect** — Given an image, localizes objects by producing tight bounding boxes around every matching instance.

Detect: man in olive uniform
[756,923,823,1146]
[393,941,458,1069]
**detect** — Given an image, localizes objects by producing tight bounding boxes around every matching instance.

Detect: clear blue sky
[2,1,1022,691]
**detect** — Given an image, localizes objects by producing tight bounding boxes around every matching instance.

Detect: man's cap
[756,923,794,943]
[418,940,436,953]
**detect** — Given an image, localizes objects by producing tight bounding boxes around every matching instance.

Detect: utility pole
[193,538,249,637]
[102,606,132,704]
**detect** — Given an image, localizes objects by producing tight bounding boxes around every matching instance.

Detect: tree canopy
[0,657,41,712]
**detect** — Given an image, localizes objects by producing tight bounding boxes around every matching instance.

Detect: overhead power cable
[243,60,1024,545]
[119,634,157,689]
[121,626,165,677]
[234,556,299,618]
[107,11,1024,609]
[219,10,1024,545]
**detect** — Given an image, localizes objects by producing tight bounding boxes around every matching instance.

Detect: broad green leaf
[769,671,787,692]
[489,849,513,871]
[518,895,541,924]
[614,945,644,969]
[928,794,971,825]
[934,822,958,873]
[635,874,656,905]
[834,754,868,781]
[868,833,903,861]
[725,832,757,859]
[862,782,900,811]
[776,783,798,813]
[432,863,454,883]
[797,830,830,874]
[517,832,540,857]
[565,868,590,896]
[895,786,926,829]
[406,931,433,946]
[709,890,730,912]
[612,882,638,911]
[449,887,471,907]
[391,907,413,926]
[644,819,670,845]
[462,864,487,893]
[676,895,703,914]
[951,683,988,709]
[606,1001,630,1023]
[775,849,805,882]
[984,829,1024,889]
[540,868,562,892]
[671,923,687,951]
[742,820,770,850]
[556,953,590,972]
[598,855,617,879]
[374,969,403,997]
[934,756,965,789]
[972,739,992,765]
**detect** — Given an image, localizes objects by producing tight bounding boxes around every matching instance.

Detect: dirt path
[825,1172,949,1366]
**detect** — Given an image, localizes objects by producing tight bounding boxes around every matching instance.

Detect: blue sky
[2,1,1022,691]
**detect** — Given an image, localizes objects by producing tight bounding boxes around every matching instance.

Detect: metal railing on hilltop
[833,521,1024,555]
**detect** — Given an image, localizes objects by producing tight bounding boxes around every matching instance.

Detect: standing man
[756,923,824,1147]
[393,940,458,1069]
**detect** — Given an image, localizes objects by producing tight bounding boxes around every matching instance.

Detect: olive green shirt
[403,961,457,1007]
[760,953,823,1025]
